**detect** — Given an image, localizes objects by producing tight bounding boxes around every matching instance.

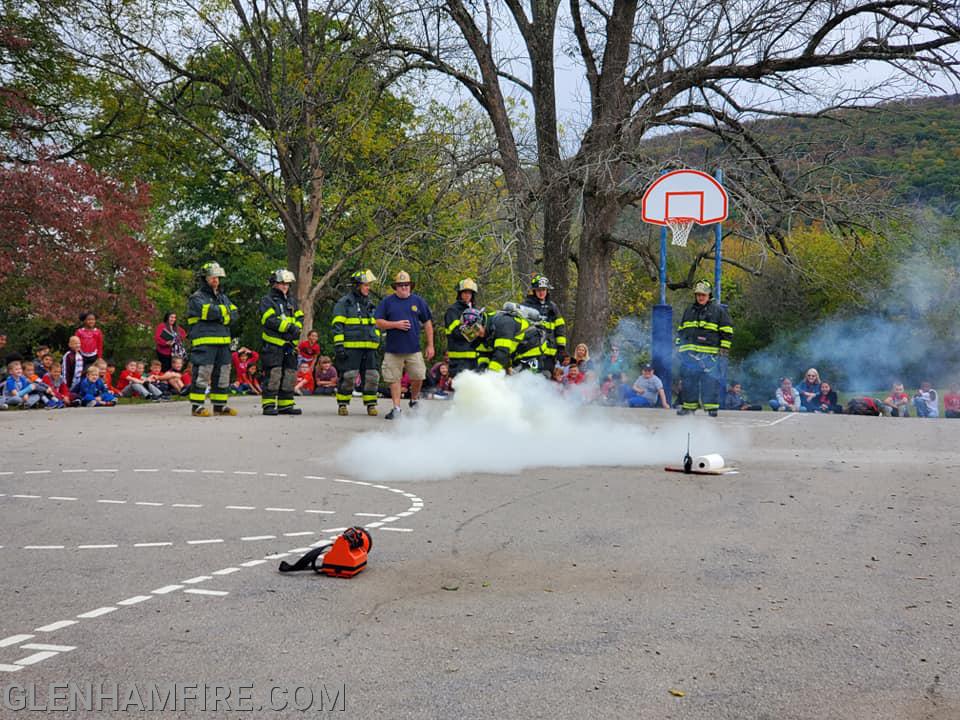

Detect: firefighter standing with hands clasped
[258,269,304,416]
[676,280,733,417]
[331,270,381,416]
[186,261,239,417]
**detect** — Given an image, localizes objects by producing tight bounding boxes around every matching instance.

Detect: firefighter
[331,269,381,416]
[676,280,733,417]
[460,303,546,374]
[443,278,480,377]
[186,261,239,417]
[521,274,566,374]
[259,269,304,416]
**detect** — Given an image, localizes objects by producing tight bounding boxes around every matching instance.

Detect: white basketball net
[666,217,696,247]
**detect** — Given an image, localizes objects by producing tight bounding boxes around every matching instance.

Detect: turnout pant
[679,351,722,412]
[335,349,380,407]
[189,344,232,410]
[261,346,298,411]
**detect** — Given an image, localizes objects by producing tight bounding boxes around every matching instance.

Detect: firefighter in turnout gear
[521,273,566,374]
[186,261,239,417]
[443,278,480,377]
[259,269,304,416]
[461,303,547,374]
[331,270,381,416]
[676,280,733,417]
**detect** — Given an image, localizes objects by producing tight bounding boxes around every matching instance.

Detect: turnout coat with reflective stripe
[259,287,303,349]
[479,311,546,372]
[520,296,566,356]
[187,285,239,346]
[331,289,380,351]
[443,299,479,360]
[676,299,733,355]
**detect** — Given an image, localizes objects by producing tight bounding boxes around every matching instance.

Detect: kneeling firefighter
[186,261,239,417]
[461,303,547,373]
[259,269,304,416]
[331,270,381,416]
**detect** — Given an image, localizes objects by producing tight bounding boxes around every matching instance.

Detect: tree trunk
[290,235,317,336]
[573,191,619,351]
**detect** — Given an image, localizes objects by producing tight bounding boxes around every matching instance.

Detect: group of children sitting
[230,336,339,397]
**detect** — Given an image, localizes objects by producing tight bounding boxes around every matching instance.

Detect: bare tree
[383,0,960,348]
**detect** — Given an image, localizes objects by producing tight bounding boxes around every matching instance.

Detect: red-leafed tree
[0,8,153,326]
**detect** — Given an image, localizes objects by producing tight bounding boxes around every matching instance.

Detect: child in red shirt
[116,359,163,400]
[294,360,315,395]
[41,364,71,406]
[945,383,960,419]
[231,348,260,394]
[297,330,321,368]
[884,382,911,418]
[76,311,104,368]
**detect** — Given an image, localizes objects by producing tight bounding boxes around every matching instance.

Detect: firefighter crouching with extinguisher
[461,304,546,374]
[444,278,480,377]
[259,269,304,416]
[676,280,733,417]
[331,270,381,416]
[186,261,239,417]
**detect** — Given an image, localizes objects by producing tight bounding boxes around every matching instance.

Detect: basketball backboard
[641,170,728,226]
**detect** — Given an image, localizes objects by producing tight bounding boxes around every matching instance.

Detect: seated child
[231,348,259,394]
[769,378,801,412]
[146,359,178,397]
[294,360,315,395]
[3,356,47,408]
[116,359,164,400]
[178,360,193,395]
[41,364,71,407]
[551,366,564,383]
[564,363,585,386]
[433,363,453,397]
[164,356,189,395]
[813,381,843,413]
[77,365,116,406]
[944,383,960,418]
[313,356,337,395]
[724,381,762,411]
[884,382,911,418]
[23,360,63,408]
[913,382,938,418]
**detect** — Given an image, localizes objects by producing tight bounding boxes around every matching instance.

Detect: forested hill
[657,94,960,211]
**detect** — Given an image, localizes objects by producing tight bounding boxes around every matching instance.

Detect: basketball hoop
[666,217,696,247]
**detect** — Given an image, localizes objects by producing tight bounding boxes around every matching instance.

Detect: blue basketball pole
[652,223,672,403]
[714,168,723,302]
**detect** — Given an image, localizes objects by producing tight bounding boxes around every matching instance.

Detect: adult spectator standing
[154,312,188,371]
[331,269,381,416]
[676,280,733,417]
[258,269,304,416]
[443,278,480,377]
[76,311,104,370]
[521,274,566,375]
[375,271,434,420]
[186,261,239,417]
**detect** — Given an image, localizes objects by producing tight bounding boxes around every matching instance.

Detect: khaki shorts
[382,352,426,383]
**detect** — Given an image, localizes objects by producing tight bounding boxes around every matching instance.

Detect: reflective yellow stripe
[361,395,378,403]
[679,321,719,331]
[343,341,379,349]
[333,334,345,343]
[516,343,545,359]
[279,318,291,332]
[554,318,565,326]
[720,340,732,349]
[332,316,375,325]
[493,338,517,350]
[678,344,719,354]
[201,304,211,320]
[261,307,276,324]
[541,320,556,330]
[293,310,304,319]
[187,317,199,325]
[262,398,278,406]
[488,361,505,372]
[191,336,231,345]
[262,333,286,346]
[446,319,461,334]
[335,393,352,402]
[230,304,237,311]
[188,393,206,402]
[219,305,229,324]
[209,393,229,402]
[703,403,720,410]
[555,337,567,347]
[278,399,295,407]
[447,351,477,359]
[542,347,557,356]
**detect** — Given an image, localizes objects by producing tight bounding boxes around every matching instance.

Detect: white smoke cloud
[337,371,739,481]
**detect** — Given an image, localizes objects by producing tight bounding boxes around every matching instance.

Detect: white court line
[35,620,77,633]
[379,527,414,532]
[764,412,799,427]
[15,651,59,666]
[265,507,295,512]
[171,503,202,508]
[396,512,413,517]
[187,539,223,545]
[304,509,335,514]
[135,502,164,507]
[77,607,116,619]
[171,469,196,473]
[78,545,118,550]
[201,470,224,474]
[322,527,347,533]
[381,516,399,522]
[117,596,152,606]
[152,585,184,595]
[264,473,287,477]
[287,547,312,553]
[182,576,211,585]
[240,560,267,567]
[0,665,24,673]
[242,535,275,541]
[303,476,326,480]
[184,589,229,597]
[234,471,257,475]
[12,494,41,499]
[93,469,118,473]
[97,500,126,504]
[133,469,158,473]
[21,643,75,652]
[354,513,386,518]
[0,635,34,648]
[212,568,239,576]
[24,546,65,550]
[61,469,87,473]
[283,531,314,537]
[263,553,289,560]
[0,471,13,476]
[134,542,172,548]
[48,496,77,501]
[226,506,256,510]
[24,470,50,475]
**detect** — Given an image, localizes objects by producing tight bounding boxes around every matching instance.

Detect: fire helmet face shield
[456,278,478,294]
[200,261,226,279]
[459,307,485,341]
[269,269,296,284]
